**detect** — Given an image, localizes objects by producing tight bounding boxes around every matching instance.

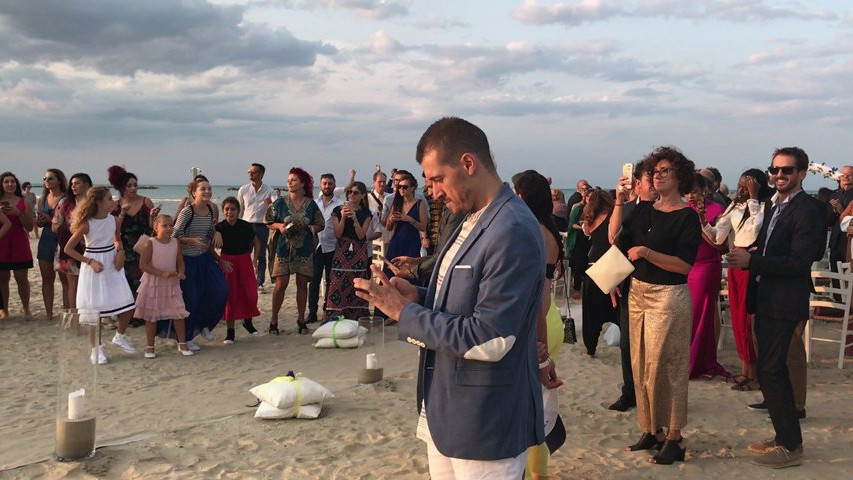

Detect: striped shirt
[172,204,216,256]
[433,204,488,306]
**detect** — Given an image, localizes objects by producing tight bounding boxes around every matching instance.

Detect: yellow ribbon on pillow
[270,373,303,417]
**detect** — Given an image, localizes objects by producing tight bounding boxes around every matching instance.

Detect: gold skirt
[629,278,691,432]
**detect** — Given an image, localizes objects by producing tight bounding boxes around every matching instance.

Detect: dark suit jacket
[746,191,825,320]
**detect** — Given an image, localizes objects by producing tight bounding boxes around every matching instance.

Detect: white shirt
[237,182,275,224]
[433,204,488,306]
[703,199,763,248]
[316,195,344,253]
[367,190,388,242]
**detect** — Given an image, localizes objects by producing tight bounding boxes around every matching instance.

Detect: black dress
[581,214,618,355]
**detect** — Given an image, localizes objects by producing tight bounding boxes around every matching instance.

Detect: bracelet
[538,357,552,369]
[614,203,624,206]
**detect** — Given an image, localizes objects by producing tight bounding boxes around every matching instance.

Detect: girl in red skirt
[215,197,261,344]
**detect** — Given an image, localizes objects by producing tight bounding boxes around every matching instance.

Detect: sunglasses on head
[767,166,796,175]
[43,176,55,181]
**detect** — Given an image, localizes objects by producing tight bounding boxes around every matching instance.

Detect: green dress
[265,197,324,278]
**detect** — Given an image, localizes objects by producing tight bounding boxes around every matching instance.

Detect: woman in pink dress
[686,173,730,379]
[0,172,35,320]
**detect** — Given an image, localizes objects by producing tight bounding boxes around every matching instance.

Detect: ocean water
[129,185,242,217]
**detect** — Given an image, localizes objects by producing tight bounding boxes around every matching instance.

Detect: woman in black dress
[580,188,617,357]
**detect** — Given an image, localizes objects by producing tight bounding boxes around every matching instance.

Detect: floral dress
[114,201,152,296]
[265,197,324,278]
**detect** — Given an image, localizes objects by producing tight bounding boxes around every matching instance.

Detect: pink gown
[134,237,189,322]
[687,200,730,379]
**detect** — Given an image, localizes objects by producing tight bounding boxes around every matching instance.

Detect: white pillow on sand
[314,334,365,349]
[311,319,367,339]
[249,376,334,410]
[254,401,322,419]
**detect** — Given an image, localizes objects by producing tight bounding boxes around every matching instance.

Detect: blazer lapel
[432,184,515,309]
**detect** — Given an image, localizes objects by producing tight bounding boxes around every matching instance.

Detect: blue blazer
[397,183,545,460]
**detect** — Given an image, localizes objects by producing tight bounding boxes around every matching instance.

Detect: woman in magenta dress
[686,173,729,379]
[0,172,35,320]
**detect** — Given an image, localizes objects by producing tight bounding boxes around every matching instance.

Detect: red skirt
[221,253,261,321]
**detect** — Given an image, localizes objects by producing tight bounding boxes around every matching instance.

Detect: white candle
[68,389,85,420]
[366,353,378,369]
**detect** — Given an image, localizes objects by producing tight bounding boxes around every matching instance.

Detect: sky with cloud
[1,0,851,188]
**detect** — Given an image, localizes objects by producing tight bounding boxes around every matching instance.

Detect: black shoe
[242,319,259,336]
[650,439,686,465]
[798,409,806,420]
[224,328,235,344]
[305,312,318,324]
[268,323,279,336]
[627,432,664,451]
[608,397,636,412]
[297,321,309,335]
[747,401,768,411]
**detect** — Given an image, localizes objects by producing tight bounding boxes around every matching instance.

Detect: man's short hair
[22,181,31,189]
[416,117,495,173]
[373,171,387,182]
[706,167,722,184]
[772,147,809,171]
[251,163,265,175]
[320,173,335,182]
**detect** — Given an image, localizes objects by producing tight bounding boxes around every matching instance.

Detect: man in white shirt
[307,173,344,323]
[367,171,388,241]
[237,163,275,293]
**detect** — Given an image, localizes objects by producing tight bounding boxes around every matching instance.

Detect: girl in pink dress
[134,215,193,358]
[687,173,730,379]
[0,172,35,320]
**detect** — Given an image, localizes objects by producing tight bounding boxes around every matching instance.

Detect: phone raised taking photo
[622,162,634,184]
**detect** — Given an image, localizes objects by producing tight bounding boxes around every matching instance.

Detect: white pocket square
[454,265,472,269]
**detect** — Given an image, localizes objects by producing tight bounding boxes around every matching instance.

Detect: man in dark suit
[727,147,825,469]
[356,117,545,478]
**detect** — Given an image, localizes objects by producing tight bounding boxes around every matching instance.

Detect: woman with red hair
[265,168,324,334]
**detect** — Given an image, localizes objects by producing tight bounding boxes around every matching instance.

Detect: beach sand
[1,236,852,479]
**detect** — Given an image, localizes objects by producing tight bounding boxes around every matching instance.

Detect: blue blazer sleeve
[397,221,545,362]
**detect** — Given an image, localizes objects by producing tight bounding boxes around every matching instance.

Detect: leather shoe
[608,397,636,412]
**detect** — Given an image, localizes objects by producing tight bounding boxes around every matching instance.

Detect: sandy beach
[1,235,852,479]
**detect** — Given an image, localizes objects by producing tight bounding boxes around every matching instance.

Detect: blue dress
[385,200,423,276]
[36,198,58,262]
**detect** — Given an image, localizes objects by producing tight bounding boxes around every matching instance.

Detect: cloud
[513,0,840,26]
[0,0,336,76]
[272,0,410,19]
[411,16,469,30]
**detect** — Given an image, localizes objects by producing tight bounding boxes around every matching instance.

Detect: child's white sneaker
[111,332,138,354]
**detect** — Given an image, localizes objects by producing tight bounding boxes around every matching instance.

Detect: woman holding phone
[384,176,427,280]
[108,166,161,319]
[323,181,373,321]
[0,172,34,320]
[609,147,701,465]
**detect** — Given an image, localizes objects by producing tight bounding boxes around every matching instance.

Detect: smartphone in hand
[622,162,634,184]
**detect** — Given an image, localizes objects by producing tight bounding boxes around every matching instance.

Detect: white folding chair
[806,267,853,369]
[717,265,731,351]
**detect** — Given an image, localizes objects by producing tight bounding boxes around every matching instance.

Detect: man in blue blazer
[356,117,545,478]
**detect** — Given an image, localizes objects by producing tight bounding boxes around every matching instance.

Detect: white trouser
[425,429,527,480]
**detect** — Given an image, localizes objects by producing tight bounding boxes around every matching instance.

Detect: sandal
[297,321,309,335]
[731,378,760,391]
[649,438,685,465]
[727,374,749,384]
[268,323,280,336]
[627,431,664,451]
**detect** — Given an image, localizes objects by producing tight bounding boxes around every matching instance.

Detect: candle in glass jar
[366,353,378,369]
[68,389,85,420]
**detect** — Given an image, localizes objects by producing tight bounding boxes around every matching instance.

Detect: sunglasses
[398,185,411,190]
[767,166,796,175]
[43,176,56,181]
[347,189,362,195]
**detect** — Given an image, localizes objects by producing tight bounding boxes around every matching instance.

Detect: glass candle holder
[55,309,100,461]
[357,316,385,384]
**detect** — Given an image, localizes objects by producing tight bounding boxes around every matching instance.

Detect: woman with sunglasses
[322,181,373,321]
[384,176,428,281]
[610,147,701,465]
[36,169,67,319]
[0,172,35,320]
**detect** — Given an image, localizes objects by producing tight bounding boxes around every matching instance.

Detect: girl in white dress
[64,187,137,364]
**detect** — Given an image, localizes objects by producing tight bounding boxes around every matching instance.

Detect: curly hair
[0,171,23,198]
[186,178,210,199]
[107,165,137,197]
[72,186,111,232]
[643,146,696,195]
[289,167,314,198]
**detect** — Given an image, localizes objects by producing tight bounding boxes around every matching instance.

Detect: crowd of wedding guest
[0,143,846,471]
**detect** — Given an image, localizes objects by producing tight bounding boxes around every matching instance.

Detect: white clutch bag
[586,245,634,294]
